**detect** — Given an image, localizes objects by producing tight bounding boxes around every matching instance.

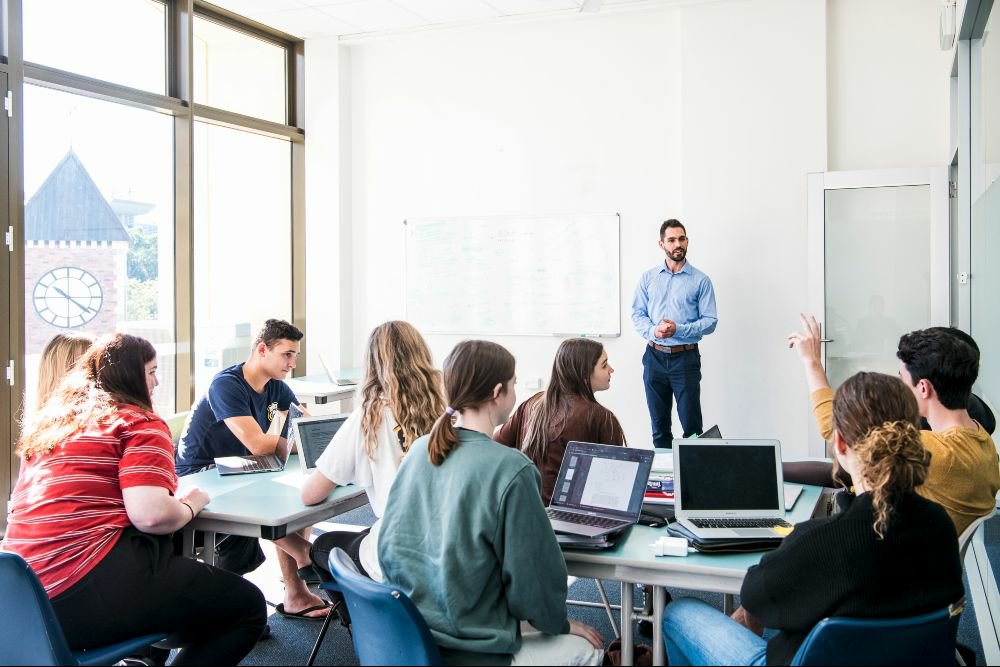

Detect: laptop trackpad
[733,528,779,538]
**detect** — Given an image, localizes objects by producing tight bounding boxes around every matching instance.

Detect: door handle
[820,339,834,343]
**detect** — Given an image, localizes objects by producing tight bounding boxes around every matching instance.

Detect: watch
[32,266,104,328]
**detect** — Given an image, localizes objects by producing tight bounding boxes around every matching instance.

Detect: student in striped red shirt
[1,334,266,665]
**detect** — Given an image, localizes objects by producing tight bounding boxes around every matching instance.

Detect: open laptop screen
[295,415,348,470]
[676,442,781,511]
[552,442,653,520]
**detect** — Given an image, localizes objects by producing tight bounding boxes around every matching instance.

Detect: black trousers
[52,527,267,666]
[310,529,371,628]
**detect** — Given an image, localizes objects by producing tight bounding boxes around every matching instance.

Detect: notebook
[546,442,654,538]
[673,439,793,539]
[293,414,350,473]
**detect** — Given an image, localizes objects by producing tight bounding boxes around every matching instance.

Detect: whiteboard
[404,214,620,336]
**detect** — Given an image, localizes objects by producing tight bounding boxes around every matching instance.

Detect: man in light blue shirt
[631,219,718,448]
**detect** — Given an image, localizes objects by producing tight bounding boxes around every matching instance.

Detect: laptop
[319,353,359,387]
[673,439,793,539]
[293,413,350,473]
[215,438,292,476]
[546,442,655,538]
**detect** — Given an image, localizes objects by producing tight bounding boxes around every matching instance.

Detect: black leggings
[310,529,371,627]
[52,528,267,666]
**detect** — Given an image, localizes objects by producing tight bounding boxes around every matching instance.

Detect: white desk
[564,485,825,666]
[285,377,357,408]
[177,456,368,565]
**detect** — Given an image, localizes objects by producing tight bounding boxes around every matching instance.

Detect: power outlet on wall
[523,378,542,390]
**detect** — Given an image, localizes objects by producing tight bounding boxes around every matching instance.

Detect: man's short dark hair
[897,328,979,410]
[254,319,303,349]
[660,219,686,238]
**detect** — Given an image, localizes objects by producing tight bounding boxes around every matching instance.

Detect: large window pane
[23,86,176,415]
[24,0,166,94]
[194,16,287,124]
[193,123,292,398]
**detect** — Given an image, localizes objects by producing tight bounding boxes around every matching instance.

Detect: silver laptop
[547,442,654,538]
[319,353,359,387]
[674,439,793,539]
[215,438,291,476]
[293,413,350,474]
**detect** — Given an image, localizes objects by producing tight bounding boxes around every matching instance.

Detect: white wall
[827,0,953,170]
[304,0,949,457]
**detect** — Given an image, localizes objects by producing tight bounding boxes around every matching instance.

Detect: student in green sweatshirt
[379,340,604,666]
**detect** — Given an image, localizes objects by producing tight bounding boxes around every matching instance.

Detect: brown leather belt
[648,342,698,353]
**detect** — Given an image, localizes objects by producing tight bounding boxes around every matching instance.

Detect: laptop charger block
[650,536,689,557]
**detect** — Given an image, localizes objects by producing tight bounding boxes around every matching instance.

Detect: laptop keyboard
[547,508,626,529]
[689,518,792,529]
[240,455,276,472]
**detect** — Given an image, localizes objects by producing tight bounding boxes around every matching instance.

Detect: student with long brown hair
[379,340,604,665]
[2,334,266,665]
[661,371,964,666]
[303,320,444,585]
[495,338,625,504]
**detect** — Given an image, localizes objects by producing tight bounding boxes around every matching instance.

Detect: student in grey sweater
[379,340,604,666]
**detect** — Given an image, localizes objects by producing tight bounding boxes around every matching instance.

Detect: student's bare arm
[223,416,285,456]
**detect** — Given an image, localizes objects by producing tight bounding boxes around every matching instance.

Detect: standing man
[632,219,718,448]
[176,319,331,621]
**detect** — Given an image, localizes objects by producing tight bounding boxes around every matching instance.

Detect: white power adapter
[650,536,689,557]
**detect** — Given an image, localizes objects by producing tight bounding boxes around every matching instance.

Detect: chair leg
[595,579,621,639]
[306,610,336,667]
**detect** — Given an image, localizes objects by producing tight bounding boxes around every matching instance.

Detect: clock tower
[24,150,130,354]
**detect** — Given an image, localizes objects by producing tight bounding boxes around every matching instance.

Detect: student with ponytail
[378,340,604,666]
[661,371,964,666]
[495,338,625,504]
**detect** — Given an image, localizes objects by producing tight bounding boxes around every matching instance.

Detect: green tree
[126,278,159,321]
[127,227,158,282]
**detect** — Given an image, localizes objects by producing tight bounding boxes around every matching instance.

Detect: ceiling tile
[210,0,308,15]
[315,0,431,32]
[390,0,501,23]
[256,7,363,38]
[483,0,579,15]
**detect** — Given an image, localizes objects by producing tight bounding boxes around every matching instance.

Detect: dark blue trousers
[642,345,703,448]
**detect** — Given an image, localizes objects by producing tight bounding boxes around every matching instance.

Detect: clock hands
[52,286,96,315]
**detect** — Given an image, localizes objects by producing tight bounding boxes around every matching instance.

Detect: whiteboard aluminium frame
[402,212,622,337]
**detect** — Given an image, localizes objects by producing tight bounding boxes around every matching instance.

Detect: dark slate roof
[25,150,131,243]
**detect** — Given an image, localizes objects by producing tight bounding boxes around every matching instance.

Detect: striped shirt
[1,405,177,597]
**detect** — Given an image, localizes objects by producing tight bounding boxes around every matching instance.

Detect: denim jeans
[662,598,768,666]
[642,345,703,448]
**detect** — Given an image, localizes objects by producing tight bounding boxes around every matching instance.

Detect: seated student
[1,334,266,665]
[494,338,625,504]
[785,315,999,535]
[176,318,330,621]
[302,321,444,589]
[33,332,95,411]
[663,371,965,666]
[378,340,604,666]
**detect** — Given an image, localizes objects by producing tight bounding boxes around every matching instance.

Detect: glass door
[806,168,950,455]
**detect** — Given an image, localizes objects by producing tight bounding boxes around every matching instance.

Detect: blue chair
[0,552,167,666]
[312,547,442,666]
[790,601,963,666]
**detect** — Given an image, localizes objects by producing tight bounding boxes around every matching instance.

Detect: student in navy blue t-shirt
[177,319,331,622]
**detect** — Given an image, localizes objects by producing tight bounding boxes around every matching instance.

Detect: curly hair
[831,371,930,538]
[358,321,444,460]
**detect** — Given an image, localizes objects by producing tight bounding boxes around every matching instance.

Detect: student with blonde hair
[379,340,604,665]
[661,371,964,666]
[304,320,444,587]
[34,332,95,410]
[495,338,625,504]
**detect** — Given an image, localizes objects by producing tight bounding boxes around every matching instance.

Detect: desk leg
[621,582,634,666]
[652,586,666,666]
[182,527,195,558]
[202,530,217,566]
[723,593,734,615]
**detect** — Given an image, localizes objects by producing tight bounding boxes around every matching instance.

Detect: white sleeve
[314,408,367,487]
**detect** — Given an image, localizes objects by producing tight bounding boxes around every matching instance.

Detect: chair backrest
[165,410,192,452]
[327,548,442,666]
[958,510,995,561]
[0,552,77,665]
[790,605,960,666]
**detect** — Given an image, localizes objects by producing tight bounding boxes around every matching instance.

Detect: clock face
[33,266,104,329]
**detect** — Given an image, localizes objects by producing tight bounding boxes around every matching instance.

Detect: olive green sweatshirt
[378,428,571,666]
